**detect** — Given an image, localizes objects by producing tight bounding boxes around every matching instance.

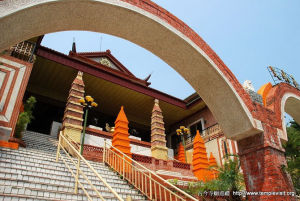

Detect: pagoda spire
[72,38,77,53]
[192,130,210,181]
[151,99,168,160]
[208,152,218,180]
[177,143,186,163]
[61,71,85,142]
[112,106,132,157]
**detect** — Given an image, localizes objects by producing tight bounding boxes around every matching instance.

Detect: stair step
[0,184,145,200]
[0,148,107,171]
[0,131,150,200]
[0,170,133,190]
[0,164,130,187]
[0,193,57,201]
[0,154,117,178]
[0,185,145,201]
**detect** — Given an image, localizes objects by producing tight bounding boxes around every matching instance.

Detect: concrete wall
[85,133,151,156]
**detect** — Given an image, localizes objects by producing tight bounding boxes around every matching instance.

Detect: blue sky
[42,0,300,100]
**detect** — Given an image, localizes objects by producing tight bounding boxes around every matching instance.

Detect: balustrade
[185,123,222,149]
[103,140,197,201]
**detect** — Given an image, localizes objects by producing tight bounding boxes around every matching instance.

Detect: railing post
[56,132,62,162]
[123,155,125,179]
[74,156,81,194]
[149,173,152,200]
[103,139,106,163]
[80,107,89,155]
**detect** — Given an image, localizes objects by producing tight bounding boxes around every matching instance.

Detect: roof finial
[143,72,152,82]
[72,37,77,53]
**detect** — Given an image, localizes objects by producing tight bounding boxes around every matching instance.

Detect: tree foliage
[184,155,245,200]
[283,120,300,195]
[217,155,245,193]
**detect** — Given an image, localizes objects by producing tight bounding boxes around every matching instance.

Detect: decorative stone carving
[243,80,255,91]
[100,58,112,67]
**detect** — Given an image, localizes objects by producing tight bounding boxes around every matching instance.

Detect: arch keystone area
[0,0,261,140]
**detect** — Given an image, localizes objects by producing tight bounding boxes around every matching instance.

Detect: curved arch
[280,93,300,141]
[0,0,260,139]
[265,83,300,141]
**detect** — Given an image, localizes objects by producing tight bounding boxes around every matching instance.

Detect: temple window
[188,118,204,139]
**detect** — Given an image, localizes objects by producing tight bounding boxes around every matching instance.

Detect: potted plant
[10,96,36,147]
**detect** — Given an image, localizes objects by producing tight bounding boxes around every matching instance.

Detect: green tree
[14,96,36,139]
[283,120,300,195]
[215,155,245,200]
[184,155,245,201]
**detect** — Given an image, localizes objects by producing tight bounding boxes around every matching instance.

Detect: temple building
[1,37,238,169]
[1,36,298,201]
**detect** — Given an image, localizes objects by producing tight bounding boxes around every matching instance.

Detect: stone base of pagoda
[62,125,82,156]
[151,145,168,160]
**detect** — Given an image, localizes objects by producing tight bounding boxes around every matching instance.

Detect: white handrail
[56,132,124,201]
[104,140,198,201]
[58,145,97,201]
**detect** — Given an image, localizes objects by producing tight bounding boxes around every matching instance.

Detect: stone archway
[280,93,300,142]
[264,83,300,141]
[0,1,298,200]
[0,0,262,140]
[282,94,300,125]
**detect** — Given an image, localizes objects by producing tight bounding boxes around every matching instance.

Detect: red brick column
[237,123,295,201]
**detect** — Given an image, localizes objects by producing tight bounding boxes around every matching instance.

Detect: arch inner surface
[281,93,300,140]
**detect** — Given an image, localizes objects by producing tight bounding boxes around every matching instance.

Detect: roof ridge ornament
[77,71,83,78]
[143,72,152,82]
[268,66,300,90]
[100,57,112,67]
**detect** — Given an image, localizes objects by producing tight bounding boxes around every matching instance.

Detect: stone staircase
[0,131,148,201]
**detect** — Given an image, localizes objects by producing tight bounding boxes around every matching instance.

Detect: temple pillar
[61,71,84,143]
[151,99,168,160]
[237,123,296,201]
